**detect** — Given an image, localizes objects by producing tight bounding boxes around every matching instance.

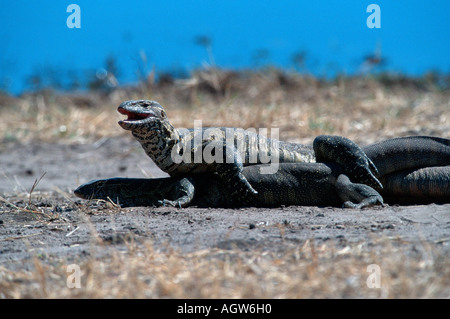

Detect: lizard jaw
[118,106,155,129]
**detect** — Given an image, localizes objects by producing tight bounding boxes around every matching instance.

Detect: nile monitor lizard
[117,100,382,200]
[74,136,450,208]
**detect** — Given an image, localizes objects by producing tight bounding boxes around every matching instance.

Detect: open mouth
[118,107,153,124]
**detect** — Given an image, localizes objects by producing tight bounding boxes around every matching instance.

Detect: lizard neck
[131,120,182,172]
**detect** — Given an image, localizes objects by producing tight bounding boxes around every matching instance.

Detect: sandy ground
[1,137,449,275]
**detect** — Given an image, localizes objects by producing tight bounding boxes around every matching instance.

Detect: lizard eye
[161,110,166,118]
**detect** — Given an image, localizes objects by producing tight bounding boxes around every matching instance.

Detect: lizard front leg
[313,135,383,189]
[210,142,258,200]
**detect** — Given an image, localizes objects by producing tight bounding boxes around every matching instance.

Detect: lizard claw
[368,157,379,176]
[348,155,383,189]
[157,199,176,207]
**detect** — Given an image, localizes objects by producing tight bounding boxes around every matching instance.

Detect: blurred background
[1,0,449,95]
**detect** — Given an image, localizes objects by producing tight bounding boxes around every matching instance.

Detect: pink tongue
[128,113,151,121]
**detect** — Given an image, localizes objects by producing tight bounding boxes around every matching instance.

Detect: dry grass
[1,69,449,146]
[1,235,448,299]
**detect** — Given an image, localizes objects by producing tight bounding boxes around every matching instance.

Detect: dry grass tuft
[1,236,448,298]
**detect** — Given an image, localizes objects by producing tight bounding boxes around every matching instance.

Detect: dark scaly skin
[380,166,450,203]
[75,176,196,208]
[74,163,382,208]
[362,136,450,199]
[363,136,449,175]
[73,164,449,208]
[117,100,381,201]
[74,136,449,208]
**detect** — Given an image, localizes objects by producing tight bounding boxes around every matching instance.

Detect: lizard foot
[336,174,384,209]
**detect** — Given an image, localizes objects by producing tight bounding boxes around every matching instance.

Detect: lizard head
[118,100,168,131]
